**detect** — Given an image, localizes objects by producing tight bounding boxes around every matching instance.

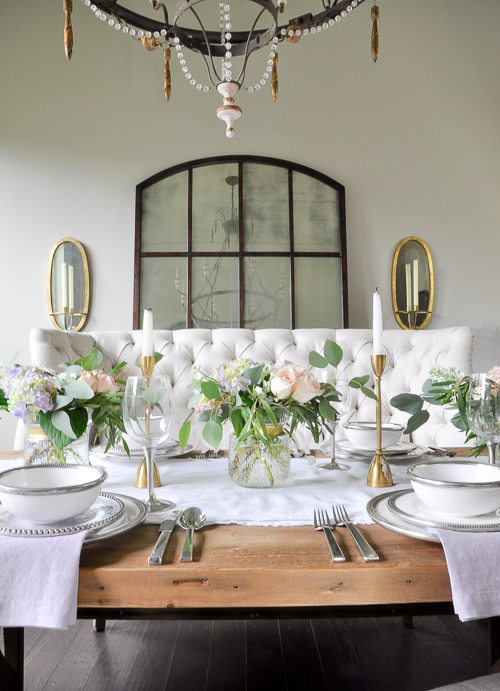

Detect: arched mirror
[134,156,348,330]
[47,238,90,332]
[392,237,433,330]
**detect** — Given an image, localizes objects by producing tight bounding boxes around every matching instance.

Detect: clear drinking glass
[123,375,175,512]
[318,369,351,471]
[466,373,500,465]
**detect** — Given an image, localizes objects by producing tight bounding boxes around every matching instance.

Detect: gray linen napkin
[0,531,88,629]
[433,529,500,621]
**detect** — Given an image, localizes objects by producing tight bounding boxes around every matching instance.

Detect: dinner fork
[313,509,346,562]
[332,504,379,562]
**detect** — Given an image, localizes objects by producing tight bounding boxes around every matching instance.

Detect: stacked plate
[90,440,193,462]
[323,439,429,462]
[367,487,500,543]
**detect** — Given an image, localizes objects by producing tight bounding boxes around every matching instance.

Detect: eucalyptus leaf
[52,394,73,411]
[38,412,73,449]
[50,410,77,440]
[349,375,370,388]
[179,420,191,449]
[134,352,164,367]
[141,385,166,404]
[319,398,337,420]
[309,351,327,368]
[404,409,430,435]
[242,365,264,387]
[231,409,244,437]
[63,379,94,400]
[188,392,203,408]
[64,365,84,377]
[324,340,343,368]
[390,393,423,415]
[201,380,220,400]
[203,417,223,448]
[360,385,379,402]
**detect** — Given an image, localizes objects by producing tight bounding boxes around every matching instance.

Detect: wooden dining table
[2,448,500,688]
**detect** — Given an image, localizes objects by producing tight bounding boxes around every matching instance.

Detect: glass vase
[23,426,89,465]
[228,431,290,488]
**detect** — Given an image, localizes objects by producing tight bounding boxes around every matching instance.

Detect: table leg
[487,616,500,672]
[93,619,106,632]
[3,627,23,690]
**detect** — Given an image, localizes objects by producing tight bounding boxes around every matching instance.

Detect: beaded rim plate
[387,488,500,532]
[336,439,417,457]
[0,492,125,537]
[90,443,193,462]
[366,491,440,543]
[84,493,146,544]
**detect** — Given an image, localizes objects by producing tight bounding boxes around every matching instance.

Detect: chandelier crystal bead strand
[71,0,374,137]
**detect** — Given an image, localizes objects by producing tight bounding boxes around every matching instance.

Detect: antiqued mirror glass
[135,156,348,330]
[392,237,434,330]
[48,238,89,332]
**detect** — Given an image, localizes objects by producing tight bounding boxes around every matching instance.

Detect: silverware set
[314,504,379,562]
[148,506,206,565]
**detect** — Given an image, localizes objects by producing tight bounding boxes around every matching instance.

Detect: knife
[148,511,181,566]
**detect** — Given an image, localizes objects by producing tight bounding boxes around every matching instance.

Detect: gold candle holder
[135,355,161,489]
[367,354,393,488]
[396,308,431,330]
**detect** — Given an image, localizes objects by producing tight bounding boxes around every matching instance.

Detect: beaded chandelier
[63,0,379,137]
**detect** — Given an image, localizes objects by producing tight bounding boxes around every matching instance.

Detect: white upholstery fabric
[19,326,474,450]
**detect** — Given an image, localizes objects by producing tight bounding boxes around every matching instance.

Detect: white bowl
[0,464,107,524]
[406,460,500,517]
[343,422,404,450]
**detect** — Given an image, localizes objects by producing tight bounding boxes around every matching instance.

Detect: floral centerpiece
[390,365,500,458]
[179,340,375,487]
[0,348,127,463]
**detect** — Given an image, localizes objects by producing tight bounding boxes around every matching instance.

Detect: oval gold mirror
[392,237,433,330]
[47,238,90,332]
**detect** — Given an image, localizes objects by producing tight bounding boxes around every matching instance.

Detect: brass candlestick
[135,355,161,489]
[367,354,393,488]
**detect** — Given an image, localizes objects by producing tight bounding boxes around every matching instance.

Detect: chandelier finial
[63,0,73,60]
[371,4,379,62]
[216,82,242,138]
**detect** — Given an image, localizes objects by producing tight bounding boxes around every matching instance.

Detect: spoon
[179,506,206,562]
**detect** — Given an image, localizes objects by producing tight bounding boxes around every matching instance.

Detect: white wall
[1,0,499,449]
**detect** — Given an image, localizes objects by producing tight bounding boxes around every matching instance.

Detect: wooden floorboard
[279,619,328,691]
[1,614,489,691]
[246,619,287,691]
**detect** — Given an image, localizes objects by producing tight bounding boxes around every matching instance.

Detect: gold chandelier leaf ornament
[64,0,377,137]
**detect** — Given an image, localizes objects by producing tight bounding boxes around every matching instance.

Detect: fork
[313,509,346,562]
[332,504,379,562]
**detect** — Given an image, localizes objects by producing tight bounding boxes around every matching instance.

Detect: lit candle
[413,259,419,309]
[61,262,67,310]
[405,263,412,312]
[372,289,384,355]
[68,265,74,312]
[142,308,154,357]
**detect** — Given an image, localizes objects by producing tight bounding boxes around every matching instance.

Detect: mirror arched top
[134,155,348,330]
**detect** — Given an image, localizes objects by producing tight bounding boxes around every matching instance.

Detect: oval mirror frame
[391,236,434,330]
[47,237,90,332]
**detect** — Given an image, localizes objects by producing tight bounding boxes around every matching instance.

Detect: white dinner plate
[387,489,500,532]
[90,443,193,462]
[336,440,417,457]
[322,443,428,462]
[0,492,125,538]
[366,491,440,543]
[92,439,180,457]
[84,493,147,544]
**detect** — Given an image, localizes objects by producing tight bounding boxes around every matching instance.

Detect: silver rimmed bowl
[406,460,500,517]
[343,421,405,450]
[0,464,107,524]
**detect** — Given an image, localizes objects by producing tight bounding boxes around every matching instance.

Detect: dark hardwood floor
[0,615,490,691]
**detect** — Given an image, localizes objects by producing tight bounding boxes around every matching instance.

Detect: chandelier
[63,0,379,138]
[174,175,287,328]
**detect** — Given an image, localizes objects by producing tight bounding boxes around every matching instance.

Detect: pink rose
[79,370,120,394]
[79,370,98,391]
[270,364,305,399]
[291,374,324,404]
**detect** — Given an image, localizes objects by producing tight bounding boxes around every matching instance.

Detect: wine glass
[317,369,351,471]
[123,375,175,512]
[466,373,500,465]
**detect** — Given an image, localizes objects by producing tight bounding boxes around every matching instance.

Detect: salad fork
[313,509,346,562]
[332,504,379,562]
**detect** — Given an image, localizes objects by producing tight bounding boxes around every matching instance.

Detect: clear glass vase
[23,426,89,465]
[228,431,290,488]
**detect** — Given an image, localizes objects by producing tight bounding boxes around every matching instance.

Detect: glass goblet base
[144,495,175,513]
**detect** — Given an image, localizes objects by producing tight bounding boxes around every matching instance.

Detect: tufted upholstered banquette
[21,326,473,450]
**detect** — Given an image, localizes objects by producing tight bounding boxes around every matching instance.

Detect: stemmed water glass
[466,373,500,465]
[123,375,175,512]
[318,370,352,471]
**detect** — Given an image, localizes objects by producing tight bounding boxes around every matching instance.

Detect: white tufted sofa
[21,326,473,450]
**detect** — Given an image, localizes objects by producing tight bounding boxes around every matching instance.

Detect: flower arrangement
[179,340,376,451]
[0,348,127,453]
[390,365,500,456]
